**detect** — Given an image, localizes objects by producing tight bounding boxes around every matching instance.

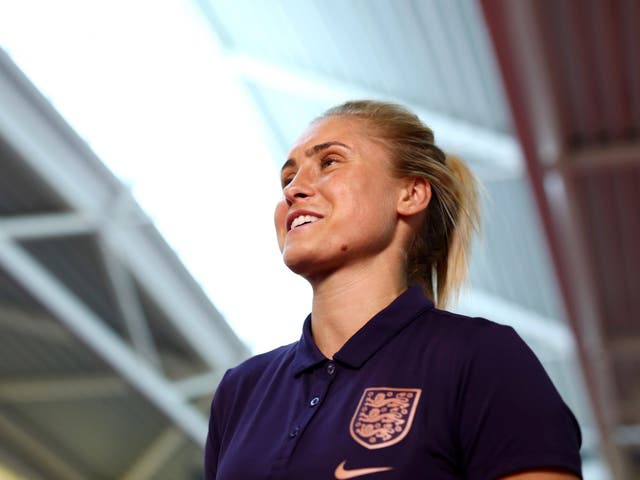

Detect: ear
[397,177,431,216]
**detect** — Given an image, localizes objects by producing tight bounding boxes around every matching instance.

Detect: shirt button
[289,426,300,438]
[326,363,336,375]
[309,396,320,407]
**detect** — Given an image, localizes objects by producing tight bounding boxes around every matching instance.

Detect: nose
[283,167,314,203]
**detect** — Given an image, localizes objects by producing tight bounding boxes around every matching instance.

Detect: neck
[308,260,407,358]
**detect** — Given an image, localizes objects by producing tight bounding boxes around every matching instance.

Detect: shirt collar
[292,313,327,376]
[292,285,433,376]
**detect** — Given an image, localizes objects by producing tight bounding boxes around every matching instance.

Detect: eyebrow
[304,141,351,157]
[281,141,351,173]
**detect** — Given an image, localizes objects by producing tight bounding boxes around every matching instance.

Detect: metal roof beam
[96,235,162,368]
[0,303,74,344]
[0,212,96,240]
[480,0,627,475]
[173,370,224,400]
[621,396,640,425]
[551,141,640,173]
[0,49,249,371]
[0,375,128,402]
[0,50,116,215]
[0,413,86,480]
[226,53,524,179]
[0,213,240,371]
[101,224,246,368]
[0,214,241,398]
[0,208,248,372]
[609,336,640,357]
[614,424,640,447]
[120,428,185,480]
[0,237,208,447]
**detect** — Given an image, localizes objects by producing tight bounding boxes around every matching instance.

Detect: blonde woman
[205,101,582,480]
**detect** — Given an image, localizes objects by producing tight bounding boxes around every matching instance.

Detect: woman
[205,101,582,479]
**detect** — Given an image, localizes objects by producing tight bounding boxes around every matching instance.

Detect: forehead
[287,116,369,156]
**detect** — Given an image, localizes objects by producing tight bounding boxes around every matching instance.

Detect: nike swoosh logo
[334,460,393,479]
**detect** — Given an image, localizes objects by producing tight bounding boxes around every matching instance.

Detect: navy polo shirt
[205,286,582,479]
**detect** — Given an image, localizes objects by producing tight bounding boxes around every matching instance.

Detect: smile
[290,214,321,231]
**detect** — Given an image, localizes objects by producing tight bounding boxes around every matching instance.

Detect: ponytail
[436,154,480,307]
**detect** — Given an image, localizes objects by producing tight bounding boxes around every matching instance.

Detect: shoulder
[416,309,582,478]
[410,306,570,413]
[411,305,522,358]
[426,307,553,385]
[423,305,509,335]
[428,313,583,477]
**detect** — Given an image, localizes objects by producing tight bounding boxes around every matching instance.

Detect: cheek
[357,186,399,234]
[274,199,288,243]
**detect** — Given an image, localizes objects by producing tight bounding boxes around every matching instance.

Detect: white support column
[0,237,208,447]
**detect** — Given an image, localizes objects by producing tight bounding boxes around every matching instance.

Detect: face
[274,116,407,280]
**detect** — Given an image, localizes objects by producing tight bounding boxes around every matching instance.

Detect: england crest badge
[349,387,422,449]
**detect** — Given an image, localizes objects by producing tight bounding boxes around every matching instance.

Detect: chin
[283,245,322,275]
[282,253,315,277]
[282,247,349,282]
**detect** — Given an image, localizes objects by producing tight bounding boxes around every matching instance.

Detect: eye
[281,175,294,188]
[321,156,339,168]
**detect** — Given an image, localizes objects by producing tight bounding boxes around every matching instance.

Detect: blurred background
[0,0,638,478]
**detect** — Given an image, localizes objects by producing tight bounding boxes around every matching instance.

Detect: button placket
[273,362,339,475]
[285,362,338,453]
[326,362,336,376]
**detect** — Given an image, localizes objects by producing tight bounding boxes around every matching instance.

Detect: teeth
[290,215,320,230]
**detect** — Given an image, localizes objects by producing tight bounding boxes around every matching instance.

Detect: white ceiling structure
[0,47,249,478]
[0,0,637,478]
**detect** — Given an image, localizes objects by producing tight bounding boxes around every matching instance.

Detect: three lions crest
[349,387,422,449]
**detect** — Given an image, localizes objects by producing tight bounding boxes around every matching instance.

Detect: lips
[286,210,324,232]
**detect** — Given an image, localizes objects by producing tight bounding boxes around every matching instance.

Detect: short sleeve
[457,323,582,479]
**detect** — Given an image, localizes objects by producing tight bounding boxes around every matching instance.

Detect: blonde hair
[318,100,480,308]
